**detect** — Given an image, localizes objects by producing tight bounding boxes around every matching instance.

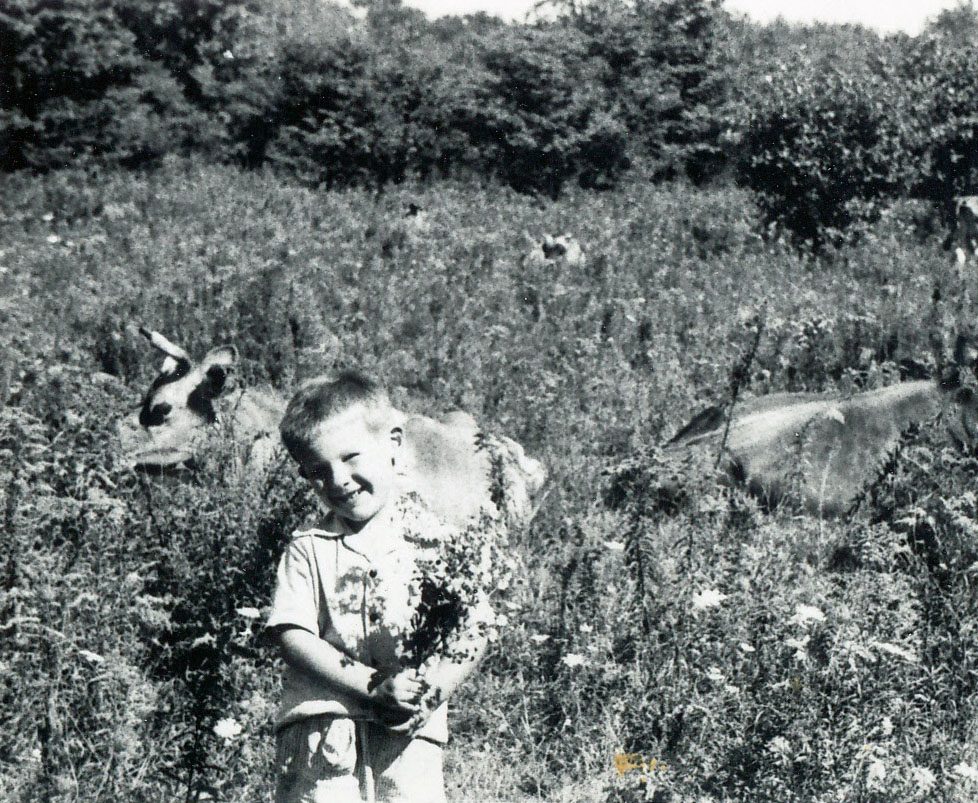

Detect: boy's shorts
[275,715,447,803]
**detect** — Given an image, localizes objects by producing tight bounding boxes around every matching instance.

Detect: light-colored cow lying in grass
[944,196,978,266]
[666,340,978,516]
[119,329,547,527]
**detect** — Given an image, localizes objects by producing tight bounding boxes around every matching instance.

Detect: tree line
[5,0,978,244]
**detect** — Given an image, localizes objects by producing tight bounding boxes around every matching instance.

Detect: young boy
[267,371,490,803]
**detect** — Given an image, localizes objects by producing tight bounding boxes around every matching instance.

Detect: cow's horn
[139,327,191,364]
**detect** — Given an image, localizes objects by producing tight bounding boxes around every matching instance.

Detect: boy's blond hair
[279,371,394,462]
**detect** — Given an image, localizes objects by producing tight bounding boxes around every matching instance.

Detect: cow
[944,196,978,266]
[364,203,431,254]
[118,328,284,472]
[521,234,586,322]
[404,202,429,230]
[119,329,547,528]
[664,337,978,517]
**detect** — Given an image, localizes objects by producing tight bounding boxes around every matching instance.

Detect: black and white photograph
[4,0,978,800]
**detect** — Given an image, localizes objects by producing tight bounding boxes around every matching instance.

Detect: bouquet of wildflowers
[397,504,516,670]
[393,438,526,671]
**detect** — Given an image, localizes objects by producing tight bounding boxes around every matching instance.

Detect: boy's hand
[383,676,442,735]
[368,669,424,722]
[384,709,428,735]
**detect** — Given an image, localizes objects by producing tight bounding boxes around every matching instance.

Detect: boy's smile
[298,404,401,530]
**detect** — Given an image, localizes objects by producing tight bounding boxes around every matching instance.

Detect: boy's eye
[342,453,360,463]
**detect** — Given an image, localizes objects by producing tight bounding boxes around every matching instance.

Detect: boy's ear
[390,425,403,450]
[388,408,407,448]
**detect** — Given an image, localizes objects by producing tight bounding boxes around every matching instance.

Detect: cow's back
[725,382,940,514]
[401,414,546,529]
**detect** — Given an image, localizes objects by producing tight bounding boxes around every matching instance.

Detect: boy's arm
[419,628,488,702]
[276,626,376,705]
[276,626,423,719]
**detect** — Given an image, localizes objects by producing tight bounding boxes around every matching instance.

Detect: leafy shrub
[256,21,631,194]
[1,0,155,169]
[261,35,457,188]
[456,25,630,195]
[737,59,912,247]
[112,0,253,101]
[898,37,978,209]
[573,0,732,183]
[0,0,253,171]
[598,446,975,802]
[0,358,312,801]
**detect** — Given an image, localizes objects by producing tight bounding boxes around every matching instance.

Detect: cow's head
[119,328,238,470]
[539,234,585,267]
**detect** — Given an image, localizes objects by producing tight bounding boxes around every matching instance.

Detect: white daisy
[213,717,243,740]
[692,588,727,611]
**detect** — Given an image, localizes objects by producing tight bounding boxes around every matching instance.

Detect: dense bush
[0,0,254,170]
[240,21,631,193]
[0,360,312,801]
[10,0,978,214]
[457,25,630,195]
[736,57,912,248]
[573,0,732,183]
[898,36,978,210]
[1,0,172,169]
[1,0,731,194]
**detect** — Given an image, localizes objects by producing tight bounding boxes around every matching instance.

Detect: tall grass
[2,159,977,801]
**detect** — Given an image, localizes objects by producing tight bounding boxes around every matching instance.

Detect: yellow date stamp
[614,752,669,779]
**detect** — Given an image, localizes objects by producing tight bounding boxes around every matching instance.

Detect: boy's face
[297,404,401,528]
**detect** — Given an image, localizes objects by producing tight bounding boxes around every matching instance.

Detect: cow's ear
[201,346,237,370]
[954,334,978,369]
[198,346,237,399]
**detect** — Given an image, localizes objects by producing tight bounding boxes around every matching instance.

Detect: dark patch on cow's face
[541,239,567,259]
[139,401,172,427]
[182,364,229,424]
[186,384,218,424]
[138,362,189,427]
[204,364,228,397]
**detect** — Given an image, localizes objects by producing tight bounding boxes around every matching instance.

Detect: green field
[3,161,978,802]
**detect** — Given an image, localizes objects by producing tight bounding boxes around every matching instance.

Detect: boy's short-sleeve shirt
[267,492,468,744]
